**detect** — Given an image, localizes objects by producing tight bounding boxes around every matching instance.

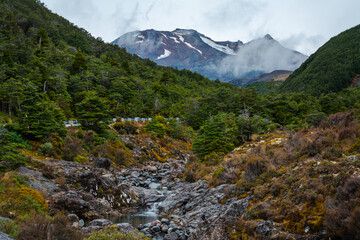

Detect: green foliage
[245,81,282,95]
[192,113,237,158]
[73,155,88,163]
[193,113,276,158]
[76,92,110,132]
[0,173,48,218]
[84,225,149,240]
[280,24,360,95]
[213,166,226,180]
[166,118,194,140]
[236,114,277,142]
[0,128,26,171]
[18,99,66,140]
[38,142,53,156]
[145,118,166,138]
[71,49,88,74]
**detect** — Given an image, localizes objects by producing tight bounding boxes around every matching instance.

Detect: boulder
[67,213,79,223]
[50,190,112,219]
[88,218,113,227]
[255,220,275,237]
[116,223,134,233]
[16,167,60,198]
[94,157,111,170]
[157,180,251,239]
[0,231,13,240]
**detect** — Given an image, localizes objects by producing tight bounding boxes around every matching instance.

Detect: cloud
[280,34,326,56]
[204,37,308,80]
[41,0,360,55]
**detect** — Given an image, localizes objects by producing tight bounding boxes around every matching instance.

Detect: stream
[114,162,185,239]
[113,183,167,227]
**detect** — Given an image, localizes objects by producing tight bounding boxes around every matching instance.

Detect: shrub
[145,119,166,138]
[0,129,26,171]
[38,142,53,156]
[83,225,149,240]
[83,130,95,148]
[73,155,88,163]
[113,121,138,135]
[166,119,194,140]
[324,177,360,239]
[244,156,272,182]
[299,138,321,157]
[17,212,82,240]
[92,141,131,167]
[213,166,226,180]
[0,173,48,218]
[62,136,82,161]
[305,112,326,127]
[345,138,360,155]
[192,113,237,158]
[49,133,64,158]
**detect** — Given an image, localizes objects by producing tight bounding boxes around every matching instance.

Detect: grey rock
[164,232,178,240]
[87,218,113,227]
[161,224,169,233]
[157,180,251,240]
[151,225,161,232]
[161,218,170,225]
[16,167,60,198]
[255,220,275,236]
[94,157,111,170]
[81,226,104,235]
[67,213,79,223]
[131,171,140,178]
[117,223,134,233]
[79,219,85,227]
[0,217,11,229]
[0,231,14,240]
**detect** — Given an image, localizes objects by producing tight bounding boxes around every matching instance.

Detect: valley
[0,0,359,240]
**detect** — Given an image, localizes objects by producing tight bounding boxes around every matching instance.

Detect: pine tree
[36,28,49,48]
[76,92,109,131]
[71,49,88,75]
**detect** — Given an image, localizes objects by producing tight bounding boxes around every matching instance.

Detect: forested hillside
[0,0,256,132]
[1,0,360,239]
[279,24,360,95]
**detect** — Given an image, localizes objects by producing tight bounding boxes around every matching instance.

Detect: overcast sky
[41,0,360,55]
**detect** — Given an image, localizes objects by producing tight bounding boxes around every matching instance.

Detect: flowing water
[113,182,169,227]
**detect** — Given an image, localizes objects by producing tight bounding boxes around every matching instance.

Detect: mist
[205,36,308,80]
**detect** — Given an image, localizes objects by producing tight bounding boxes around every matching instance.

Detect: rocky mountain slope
[112,29,307,82]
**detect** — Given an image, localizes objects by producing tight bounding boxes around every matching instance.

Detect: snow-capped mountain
[112,29,307,83]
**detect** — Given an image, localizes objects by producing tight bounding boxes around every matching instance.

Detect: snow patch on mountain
[136,34,145,44]
[184,42,202,55]
[157,49,171,60]
[175,33,185,42]
[170,37,180,43]
[200,36,236,55]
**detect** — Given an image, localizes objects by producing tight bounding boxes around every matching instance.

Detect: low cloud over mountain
[112,29,307,83]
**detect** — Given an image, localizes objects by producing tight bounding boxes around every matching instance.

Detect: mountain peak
[264,34,274,40]
[112,29,307,82]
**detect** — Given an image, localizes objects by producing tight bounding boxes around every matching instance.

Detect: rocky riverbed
[9,153,255,240]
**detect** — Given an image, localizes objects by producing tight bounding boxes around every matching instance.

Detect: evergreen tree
[19,98,66,140]
[71,49,88,74]
[192,113,237,159]
[36,28,49,48]
[76,92,109,131]
[0,129,26,172]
